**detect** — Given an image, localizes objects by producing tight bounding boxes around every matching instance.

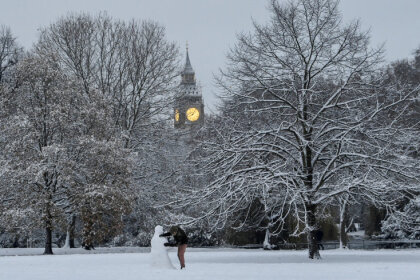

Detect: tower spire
[183,43,194,75]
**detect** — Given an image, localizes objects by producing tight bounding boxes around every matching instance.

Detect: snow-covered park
[1,248,420,280]
[1,2,419,280]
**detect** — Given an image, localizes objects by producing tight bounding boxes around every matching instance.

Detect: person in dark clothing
[315,229,324,250]
[160,225,188,269]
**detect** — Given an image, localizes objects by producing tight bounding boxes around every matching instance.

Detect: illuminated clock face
[186,107,200,122]
[175,109,180,122]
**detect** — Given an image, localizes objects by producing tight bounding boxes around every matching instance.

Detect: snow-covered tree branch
[178,0,420,259]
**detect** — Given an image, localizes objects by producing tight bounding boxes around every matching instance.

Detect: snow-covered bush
[382,196,420,240]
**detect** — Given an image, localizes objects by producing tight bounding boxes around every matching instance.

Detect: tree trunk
[339,201,348,249]
[67,214,76,248]
[64,231,70,248]
[340,205,348,249]
[307,204,320,259]
[263,228,272,250]
[340,222,348,249]
[44,210,53,255]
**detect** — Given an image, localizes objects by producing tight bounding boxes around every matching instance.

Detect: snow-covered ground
[1,248,420,280]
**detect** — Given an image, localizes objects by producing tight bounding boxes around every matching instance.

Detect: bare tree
[118,20,179,148]
[36,13,97,97]
[0,25,21,84]
[182,0,420,259]
[36,13,179,148]
[335,194,354,248]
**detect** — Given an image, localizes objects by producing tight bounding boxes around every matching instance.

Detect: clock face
[175,109,180,122]
[186,107,200,122]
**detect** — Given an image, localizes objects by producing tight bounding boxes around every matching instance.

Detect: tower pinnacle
[181,45,195,83]
[183,47,194,75]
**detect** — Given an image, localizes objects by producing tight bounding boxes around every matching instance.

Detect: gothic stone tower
[174,47,204,128]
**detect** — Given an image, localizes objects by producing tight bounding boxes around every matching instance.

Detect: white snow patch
[0,248,419,280]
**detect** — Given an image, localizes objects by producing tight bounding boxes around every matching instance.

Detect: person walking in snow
[160,225,188,269]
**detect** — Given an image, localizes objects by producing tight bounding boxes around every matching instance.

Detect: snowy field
[1,247,420,280]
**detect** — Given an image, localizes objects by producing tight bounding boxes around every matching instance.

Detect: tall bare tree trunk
[69,215,76,248]
[44,202,53,255]
[263,228,272,250]
[339,221,348,249]
[339,200,349,249]
[64,214,76,248]
[307,204,320,259]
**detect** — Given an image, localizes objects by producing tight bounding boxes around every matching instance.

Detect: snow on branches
[180,0,420,259]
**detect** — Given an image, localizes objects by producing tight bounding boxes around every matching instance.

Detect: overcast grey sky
[1,0,419,111]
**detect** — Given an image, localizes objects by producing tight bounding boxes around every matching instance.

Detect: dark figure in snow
[315,229,324,250]
[160,225,188,269]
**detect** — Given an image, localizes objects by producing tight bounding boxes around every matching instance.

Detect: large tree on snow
[0,49,133,253]
[33,14,182,244]
[1,14,181,250]
[0,52,78,254]
[182,0,420,258]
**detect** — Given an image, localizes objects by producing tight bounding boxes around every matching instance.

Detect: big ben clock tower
[174,46,204,129]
